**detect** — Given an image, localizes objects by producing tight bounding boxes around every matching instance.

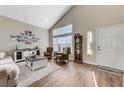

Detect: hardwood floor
[31,61,123,87]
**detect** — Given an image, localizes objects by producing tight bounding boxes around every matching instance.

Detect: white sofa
[0,56,20,87]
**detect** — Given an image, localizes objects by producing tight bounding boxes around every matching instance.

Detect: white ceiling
[0,5,73,29]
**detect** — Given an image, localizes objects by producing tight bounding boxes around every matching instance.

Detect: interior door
[97,25,124,70]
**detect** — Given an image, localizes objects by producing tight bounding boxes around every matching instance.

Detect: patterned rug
[16,62,61,87]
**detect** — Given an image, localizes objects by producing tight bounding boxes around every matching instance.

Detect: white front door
[97,25,124,70]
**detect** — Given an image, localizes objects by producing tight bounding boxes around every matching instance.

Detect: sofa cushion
[0,52,6,59]
[0,56,13,65]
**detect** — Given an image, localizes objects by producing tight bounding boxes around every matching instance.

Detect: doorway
[96,24,124,70]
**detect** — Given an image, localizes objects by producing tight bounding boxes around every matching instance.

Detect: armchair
[44,47,53,60]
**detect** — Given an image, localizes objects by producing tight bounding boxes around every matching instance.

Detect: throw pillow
[0,52,6,59]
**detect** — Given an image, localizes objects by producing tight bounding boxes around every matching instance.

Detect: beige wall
[49,5,124,64]
[0,15,49,57]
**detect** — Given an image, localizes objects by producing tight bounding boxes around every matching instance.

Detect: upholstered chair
[44,47,53,59]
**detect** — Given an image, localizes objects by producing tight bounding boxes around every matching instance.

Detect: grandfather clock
[74,33,83,63]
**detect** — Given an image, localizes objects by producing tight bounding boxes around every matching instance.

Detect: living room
[0,5,124,87]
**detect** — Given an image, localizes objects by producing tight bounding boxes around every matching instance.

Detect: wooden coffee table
[25,56,48,71]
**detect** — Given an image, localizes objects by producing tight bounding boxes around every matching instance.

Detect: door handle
[97,46,101,51]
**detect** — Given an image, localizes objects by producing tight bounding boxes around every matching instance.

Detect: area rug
[16,62,61,87]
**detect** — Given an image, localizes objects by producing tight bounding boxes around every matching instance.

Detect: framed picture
[10,31,40,44]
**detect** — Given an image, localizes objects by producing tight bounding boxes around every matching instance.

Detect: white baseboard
[83,60,96,65]
[97,65,122,76]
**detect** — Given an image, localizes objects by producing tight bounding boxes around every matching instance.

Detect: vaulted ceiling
[0,5,73,29]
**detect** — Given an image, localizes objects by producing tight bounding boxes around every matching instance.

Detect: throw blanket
[0,57,20,80]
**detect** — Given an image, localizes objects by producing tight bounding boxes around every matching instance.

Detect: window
[53,25,72,52]
[87,31,93,55]
[53,25,72,36]
[53,36,72,52]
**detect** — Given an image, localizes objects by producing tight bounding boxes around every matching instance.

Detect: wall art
[10,31,40,44]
